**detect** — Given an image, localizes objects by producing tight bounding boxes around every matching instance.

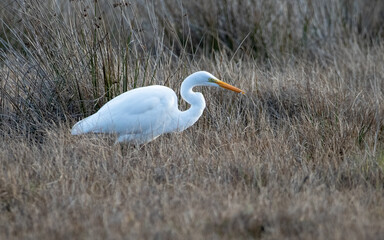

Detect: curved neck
[177,78,206,131]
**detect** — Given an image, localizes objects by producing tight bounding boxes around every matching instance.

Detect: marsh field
[1,0,384,239]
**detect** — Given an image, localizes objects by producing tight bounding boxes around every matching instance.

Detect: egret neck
[177,76,206,132]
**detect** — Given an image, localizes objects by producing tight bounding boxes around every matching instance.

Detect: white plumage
[71,71,244,144]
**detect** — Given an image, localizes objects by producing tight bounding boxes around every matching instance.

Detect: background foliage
[1,0,383,239]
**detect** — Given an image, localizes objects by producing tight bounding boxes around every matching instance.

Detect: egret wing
[71,86,178,136]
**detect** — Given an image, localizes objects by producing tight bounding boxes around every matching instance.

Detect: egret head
[188,71,245,94]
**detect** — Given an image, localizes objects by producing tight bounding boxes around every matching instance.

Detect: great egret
[71,71,244,144]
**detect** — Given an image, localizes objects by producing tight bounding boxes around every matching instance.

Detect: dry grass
[1,0,384,239]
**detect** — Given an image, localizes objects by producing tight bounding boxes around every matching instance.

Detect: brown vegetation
[1,0,384,239]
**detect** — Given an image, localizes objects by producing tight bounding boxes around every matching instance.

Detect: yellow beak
[210,79,245,94]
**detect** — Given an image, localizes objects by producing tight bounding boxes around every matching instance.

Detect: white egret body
[71,71,244,144]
